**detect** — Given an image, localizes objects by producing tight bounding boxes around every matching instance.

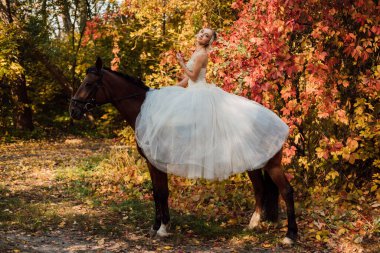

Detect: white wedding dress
[135,51,289,180]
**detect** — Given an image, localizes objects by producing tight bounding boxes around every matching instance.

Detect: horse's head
[70,57,109,120]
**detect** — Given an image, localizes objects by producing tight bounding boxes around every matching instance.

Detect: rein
[70,69,146,112]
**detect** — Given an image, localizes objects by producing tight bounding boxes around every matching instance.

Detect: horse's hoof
[248,212,261,230]
[156,231,171,237]
[282,237,295,245]
[149,227,157,237]
[156,224,171,237]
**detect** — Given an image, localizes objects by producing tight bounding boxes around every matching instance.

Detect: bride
[135,28,289,180]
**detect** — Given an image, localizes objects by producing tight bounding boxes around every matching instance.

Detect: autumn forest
[0,0,379,252]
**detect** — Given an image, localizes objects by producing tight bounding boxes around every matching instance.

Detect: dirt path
[0,139,131,252]
[0,138,280,252]
[0,138,376,252]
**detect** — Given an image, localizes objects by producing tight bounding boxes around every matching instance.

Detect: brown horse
[70,57,298,244]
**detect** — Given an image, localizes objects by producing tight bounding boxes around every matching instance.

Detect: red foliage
[213,0,379,166]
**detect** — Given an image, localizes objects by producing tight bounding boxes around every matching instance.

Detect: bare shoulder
[194,51,208,63]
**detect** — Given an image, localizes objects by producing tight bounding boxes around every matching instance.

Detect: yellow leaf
[370,185,378,192]
[262,243,272,248]
[347,138,359,151]
[227,218,237,225]
[337,228,346,235]
[191,194,200,201]
[325,171,339,180]
[354,236,363,243]
[97,238,105,245]
[316,234,322,241]
[192,239,200,245]
[349,154,357,164]
[163,246,172,250]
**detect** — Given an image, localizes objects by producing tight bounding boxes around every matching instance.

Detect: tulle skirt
[135,82,289,180]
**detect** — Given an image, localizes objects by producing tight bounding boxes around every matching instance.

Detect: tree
[212,0,379,193]
[0,0,33,131]
[0,0,109,133]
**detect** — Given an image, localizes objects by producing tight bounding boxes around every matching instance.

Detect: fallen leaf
[98,238,105,245]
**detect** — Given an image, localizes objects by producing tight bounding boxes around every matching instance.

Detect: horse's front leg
[147,162,170,237]
[247,168,281,230]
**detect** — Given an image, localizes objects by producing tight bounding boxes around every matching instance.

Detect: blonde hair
[205,29,217,52]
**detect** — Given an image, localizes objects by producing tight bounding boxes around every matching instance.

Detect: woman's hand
[176,52,185,66]
[176,50,207,82]
[176,76,189,87]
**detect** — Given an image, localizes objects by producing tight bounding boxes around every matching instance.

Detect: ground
[0,138,378,252]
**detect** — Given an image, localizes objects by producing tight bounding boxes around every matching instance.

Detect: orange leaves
[111,37,121,71]
[316,51,328,61]
[339,80,350,88]
[342,138,360,164]
[231,0,243,10]
[351,45,364,61]
[311,22,330,40]
[316,147,329,160]
[370,25,380,35]
[335,109,348,125]
[315,135,362,165]
[317,111,330,119]
[280,85,293,100]
[346,138,359,152]
[82,18,105,46]
[215,0,378,169]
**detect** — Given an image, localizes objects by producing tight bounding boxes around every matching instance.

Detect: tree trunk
[5,0,12,23]
[2,0,33,131]
[41,0,47,26]
[0,78,11,131]
[162,0,166,36]
[0,0,12,24]
[32,47,73,96]
[10,74,34,131]
[61,0,72,34]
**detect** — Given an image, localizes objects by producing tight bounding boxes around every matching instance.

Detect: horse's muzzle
[70,108,84,120]
[69,100,85,120]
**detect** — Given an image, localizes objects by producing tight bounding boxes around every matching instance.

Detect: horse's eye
[85,82,92,87]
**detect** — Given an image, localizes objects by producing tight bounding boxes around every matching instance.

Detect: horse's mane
[86,66,150,91]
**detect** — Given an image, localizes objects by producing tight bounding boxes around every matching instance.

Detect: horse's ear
[95,57,103,72]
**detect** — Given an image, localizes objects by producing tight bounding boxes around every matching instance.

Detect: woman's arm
[176,76,189,87]
[177,53,207,82]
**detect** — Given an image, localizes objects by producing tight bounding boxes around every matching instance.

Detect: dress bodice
[186,51,207,86]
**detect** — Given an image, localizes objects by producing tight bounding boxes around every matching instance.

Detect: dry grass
[0,138,378,252]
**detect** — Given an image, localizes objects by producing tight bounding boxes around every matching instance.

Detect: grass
[1,138,378,252]
[0,186,66,232]
[51,151,268,240]
[52,153,293,247]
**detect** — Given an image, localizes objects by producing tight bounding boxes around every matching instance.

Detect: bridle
[70,69,104,112]
[70,68,146,115]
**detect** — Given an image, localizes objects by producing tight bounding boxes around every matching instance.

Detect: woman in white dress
[135,28,289,180]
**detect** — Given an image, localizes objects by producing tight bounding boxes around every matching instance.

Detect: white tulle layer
[135,82,289,180]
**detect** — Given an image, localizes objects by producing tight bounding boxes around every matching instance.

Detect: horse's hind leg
[264,149,298,244]
[147,162,170,237]
[262,170,279,222]
[247,169,265,229]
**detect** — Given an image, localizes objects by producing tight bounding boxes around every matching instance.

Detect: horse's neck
[107,77,146,130]
[112,96,145,130]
